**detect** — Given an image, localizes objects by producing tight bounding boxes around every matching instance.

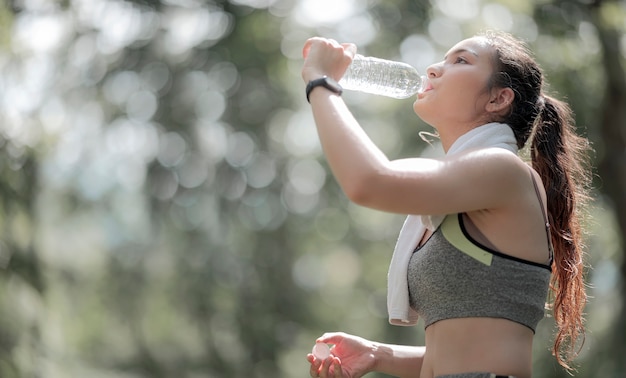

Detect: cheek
[445,83,486,112]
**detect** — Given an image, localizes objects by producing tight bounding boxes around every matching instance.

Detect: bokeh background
[0,0,624,377]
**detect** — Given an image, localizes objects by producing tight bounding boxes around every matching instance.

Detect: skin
[302,36,551,378]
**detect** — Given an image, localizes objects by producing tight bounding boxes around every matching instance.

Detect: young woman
[301,31,591,378]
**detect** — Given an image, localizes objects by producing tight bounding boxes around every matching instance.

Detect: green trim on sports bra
[441,214,493,266]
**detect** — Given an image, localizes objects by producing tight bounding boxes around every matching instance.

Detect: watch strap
[306,76,343,103]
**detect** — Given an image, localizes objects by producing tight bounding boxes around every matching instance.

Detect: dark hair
[480,30,592,371]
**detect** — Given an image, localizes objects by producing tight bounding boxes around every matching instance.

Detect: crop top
[407,213,552,332]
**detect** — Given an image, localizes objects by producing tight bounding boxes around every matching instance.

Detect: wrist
[302,68,329,84]
[369,341,386,373]
[369,342,425,377]
[305,76,342,103]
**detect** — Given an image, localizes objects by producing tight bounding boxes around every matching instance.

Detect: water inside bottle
[340,55,426,98]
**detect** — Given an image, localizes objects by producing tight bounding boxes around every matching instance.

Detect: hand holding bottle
[303,37,426,99]
[302,37,357,84]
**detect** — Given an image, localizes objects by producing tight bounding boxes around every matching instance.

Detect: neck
[438,123,477,153]
[438,121,518,157]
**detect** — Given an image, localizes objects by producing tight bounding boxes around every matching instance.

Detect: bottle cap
[312,342,331,360]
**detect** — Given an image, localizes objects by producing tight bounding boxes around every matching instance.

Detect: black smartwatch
[306,76,343,103]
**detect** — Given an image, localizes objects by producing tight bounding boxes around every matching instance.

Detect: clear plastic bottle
[339,54,427,99]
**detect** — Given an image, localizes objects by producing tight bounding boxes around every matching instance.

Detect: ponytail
[482,30,593,371]
[531,94,592,371]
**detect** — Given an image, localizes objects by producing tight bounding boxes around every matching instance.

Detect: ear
[486,87,515,114]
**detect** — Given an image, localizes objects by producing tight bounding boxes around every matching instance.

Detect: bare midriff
[420,317,534,378]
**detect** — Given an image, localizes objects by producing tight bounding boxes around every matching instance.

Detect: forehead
[445,36,494,59]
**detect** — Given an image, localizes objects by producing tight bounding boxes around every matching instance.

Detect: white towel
[387,122,518,326]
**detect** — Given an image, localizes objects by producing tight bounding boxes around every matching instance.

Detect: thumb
[317,332,347,345]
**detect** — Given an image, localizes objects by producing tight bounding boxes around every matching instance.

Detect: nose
[426,61,443,78]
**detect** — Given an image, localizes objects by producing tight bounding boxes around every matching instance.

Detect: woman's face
[413,36,497,128]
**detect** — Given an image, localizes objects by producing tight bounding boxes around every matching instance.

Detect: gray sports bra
[407,176,553,332]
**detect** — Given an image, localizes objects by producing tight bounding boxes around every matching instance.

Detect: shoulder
[446,147,529,183]
[440,148,533,209]
[450,146,522,165]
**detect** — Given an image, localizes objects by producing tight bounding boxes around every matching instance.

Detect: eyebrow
[444,48,479,60]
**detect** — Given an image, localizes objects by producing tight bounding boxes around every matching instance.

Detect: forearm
[371,342,425,378]
[308,88,389,199]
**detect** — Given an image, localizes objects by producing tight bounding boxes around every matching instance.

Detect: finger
[303,36,340,58]
[341,43,357,58]
[332,357,344,378]
[318,356,334,378]
[308,354,321,377]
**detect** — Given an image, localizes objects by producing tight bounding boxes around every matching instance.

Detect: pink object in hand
[312,342,331,360]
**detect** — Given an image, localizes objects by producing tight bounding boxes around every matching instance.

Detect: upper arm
[347,148,528,215]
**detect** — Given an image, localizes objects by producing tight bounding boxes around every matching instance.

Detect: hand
[307,332,377,378]
[301,37,357,83]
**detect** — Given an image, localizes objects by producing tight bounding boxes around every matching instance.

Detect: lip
[417,80,433,99]
[422,79,434,92]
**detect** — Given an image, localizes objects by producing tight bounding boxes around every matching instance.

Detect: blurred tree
[0,7,45,373]
[0,140,42,378]
[588,0,626,374]
[0,0,624,377]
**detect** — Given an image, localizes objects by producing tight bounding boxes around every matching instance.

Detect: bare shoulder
[446,147,530,189]
[458,149,551,264]
[451,146,526,167]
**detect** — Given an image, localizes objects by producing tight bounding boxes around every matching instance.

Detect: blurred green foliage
[0,0,624,377]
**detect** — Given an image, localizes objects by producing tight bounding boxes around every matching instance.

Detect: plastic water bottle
[339,54,427,99]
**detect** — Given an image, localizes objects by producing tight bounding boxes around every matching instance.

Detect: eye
[454,56,468,64]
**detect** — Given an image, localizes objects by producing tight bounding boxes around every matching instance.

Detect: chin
[412,106,437,128]
[413,100,427,117]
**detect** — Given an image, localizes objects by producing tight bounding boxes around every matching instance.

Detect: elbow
[341,174,378,206]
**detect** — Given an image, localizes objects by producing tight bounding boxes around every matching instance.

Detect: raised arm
[302,38,527,217]
[302,37,392,205]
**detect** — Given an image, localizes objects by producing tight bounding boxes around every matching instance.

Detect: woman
[301,31,591,378]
